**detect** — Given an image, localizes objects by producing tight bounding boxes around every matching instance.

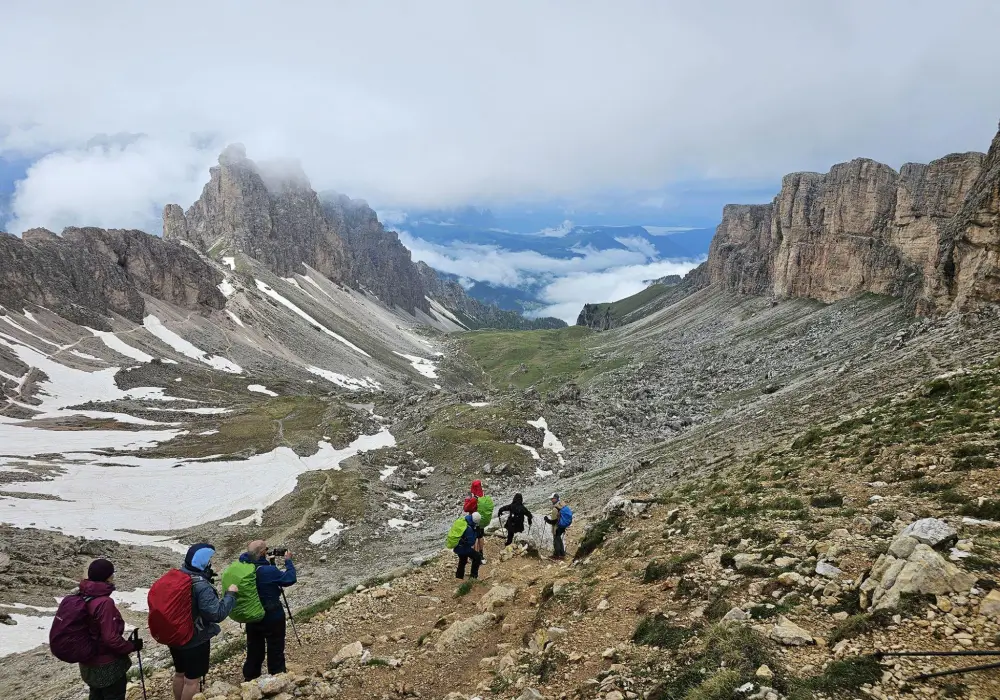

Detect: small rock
[332,641,364,665]
[815,561,842,579]
[602,647,617,659]
[769,616,814,646]
[606,692,624,700]
[756,665,774,680]
[722,607,748,621]
[596,599,610,611]
[520,689,545,700]
[477,585,517,612]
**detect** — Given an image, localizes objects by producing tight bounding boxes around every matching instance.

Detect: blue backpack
[558,506,573,529]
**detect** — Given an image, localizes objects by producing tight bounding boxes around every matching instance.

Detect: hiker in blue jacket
[454,511,483,579]
[241,540,297,681]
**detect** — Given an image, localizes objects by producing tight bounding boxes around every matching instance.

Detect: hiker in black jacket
[498,493,533,546]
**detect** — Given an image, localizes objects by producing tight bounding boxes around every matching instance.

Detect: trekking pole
[875,650,1000,682]
[282,589,302,647]
[130,630,148,700]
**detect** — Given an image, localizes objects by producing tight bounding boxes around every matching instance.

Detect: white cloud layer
[399,231,701,323]
[2,2,1000,232]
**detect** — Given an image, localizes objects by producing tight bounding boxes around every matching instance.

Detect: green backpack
[477,495,495,528]
[221,560,265,623]
[446,517,469,549]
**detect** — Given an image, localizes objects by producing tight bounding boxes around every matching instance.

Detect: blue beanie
[184,543,215,572]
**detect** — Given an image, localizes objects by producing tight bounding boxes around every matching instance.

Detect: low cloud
[3,3,1000,230]
[9,137,217,233]
[399,231,702,323]
[531,259,702,323]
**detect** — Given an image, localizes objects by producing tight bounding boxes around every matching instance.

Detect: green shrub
[643,553,699,583]
[828,610,893,643]
[574,512,622,560]
[795,656,882,694]
[792,427,823,450]
[810,492,844,508]
[632,616,692,648]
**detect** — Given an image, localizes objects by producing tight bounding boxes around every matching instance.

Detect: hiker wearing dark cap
[56,559,140,700]
[149,543,237,700]
[543,493,569,559]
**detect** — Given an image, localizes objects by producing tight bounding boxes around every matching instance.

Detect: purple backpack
[49,593,100,663]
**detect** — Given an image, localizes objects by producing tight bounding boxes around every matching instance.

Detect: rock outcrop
[0,227,225,328]
[163,144,349,285]
[165,144,564,326]
[692,122,1000,315]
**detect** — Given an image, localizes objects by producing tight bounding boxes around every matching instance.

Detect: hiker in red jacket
[78,559,141,700]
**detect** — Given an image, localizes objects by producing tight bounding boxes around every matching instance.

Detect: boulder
[603,495,647,518]
[520,690,545,700]
[777,572,806,587]
[436,613,496,650]
[734,553,762,571]
[722,607,748,621]
[861,543,976,610]
[888,535,919,559]
[901,518,958,549]
[477,585,517,612]
[980,589,1000,619]
[332,641,364,665]
[769,616,814,646]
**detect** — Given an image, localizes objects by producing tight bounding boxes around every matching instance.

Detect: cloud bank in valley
[1,2,1000,234]
[399,231,702,323]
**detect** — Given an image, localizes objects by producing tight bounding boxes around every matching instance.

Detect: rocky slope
[691,126,1000,315]
[0,226,225,328]
[101,355,1000,700]
[164,144,561,328]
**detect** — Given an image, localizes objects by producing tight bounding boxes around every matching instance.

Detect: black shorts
[475,526,485,538]
[170,642,210,680]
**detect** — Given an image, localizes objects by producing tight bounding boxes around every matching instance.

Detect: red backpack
[148,569,195,646]
[49,593,101,663]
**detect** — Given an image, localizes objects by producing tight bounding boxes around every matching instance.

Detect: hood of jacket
[79,579,115,597]
[471,480,484,497]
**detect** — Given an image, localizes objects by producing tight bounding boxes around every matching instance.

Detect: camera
[268,547,287,558]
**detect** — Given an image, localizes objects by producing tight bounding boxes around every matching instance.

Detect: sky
[2,1,1000,319]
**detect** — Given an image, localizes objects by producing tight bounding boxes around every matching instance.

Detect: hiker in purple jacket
[78,559,141,700]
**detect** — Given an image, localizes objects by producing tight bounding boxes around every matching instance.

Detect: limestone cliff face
[0,227,224,328]
[697,124,999,315]
[933,130,1000,313]
[164,144,348,283]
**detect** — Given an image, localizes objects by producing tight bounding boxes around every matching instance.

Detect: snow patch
[467,402,491,408]
[425,296,469,329]
[113,587,150,612]
[218,279,237,297]
[248,384,278,397]
[255,280,370,358]
[222,256,236,271]
[22,311,38,324]
[69,350,104,362]
[0,613,52,657]
[379,465,399,482]
[392,352,438,379]
[517,444,541,460]
[143,316,243,374]
[307,366,381,392]
[308,518,347,544]
[527,417,566,465]
[225,310,245,328]
[0,316,63,348]
[87,327,155,363]
[0,429,395,547]
[388,518,419,530]
[222,510,263,527]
